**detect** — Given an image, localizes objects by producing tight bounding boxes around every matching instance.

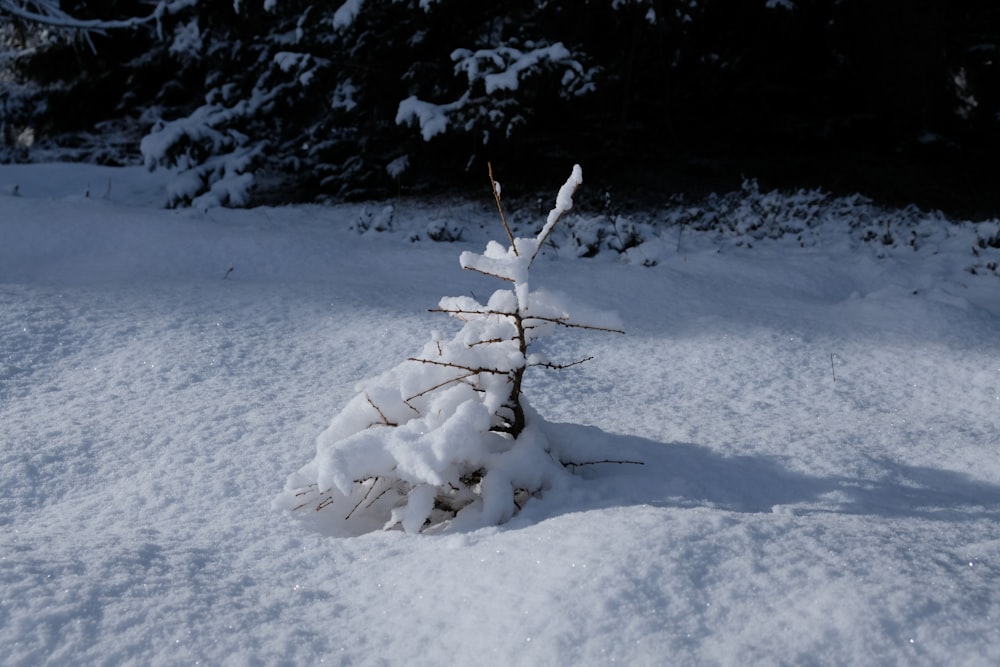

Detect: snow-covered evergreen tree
[274,164,623,535]
[6,1,998,212]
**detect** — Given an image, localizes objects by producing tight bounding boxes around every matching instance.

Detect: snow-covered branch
[396,42,597,146]
[0,0,165,32]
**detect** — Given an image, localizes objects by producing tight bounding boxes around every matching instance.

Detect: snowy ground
[1,163,999,666]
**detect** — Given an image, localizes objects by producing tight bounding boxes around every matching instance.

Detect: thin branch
[530,165,583,266]
[467,336,514,347]
[429,307,516,317]
[524,315,625,334]
[407,357,510,374]
[0,1,160,31]
[404,370,480,403]
[488,162,517,252]
[531,211,570,265]
[0,0,163,54]
[293,484,318,498]
[363,480,398,511]
[460,264,517,283]
[291,484,320,511]
[531,356,594,370]
[345,476,381,519]
[560,459,645,469]
[365,394,397,426]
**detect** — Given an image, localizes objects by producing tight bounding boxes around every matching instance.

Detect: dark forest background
[2,1,998,217]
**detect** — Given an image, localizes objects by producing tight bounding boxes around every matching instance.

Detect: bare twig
[291,484,321,511]
[404,371,480,403]
[460,265,517,283]
[560,458,645,469]
[407,357,509,374]
[429,307,515,317]
[531,356,594,370]
[431,307,622,335]
[524,315,625,335]
[488,162,517,252]
[345,477,381,519]
[467,337,514,347]
[365,394,397,426]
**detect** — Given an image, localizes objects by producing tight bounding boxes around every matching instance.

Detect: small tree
[274,164,623,536]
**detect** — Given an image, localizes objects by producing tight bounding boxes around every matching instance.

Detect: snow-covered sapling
[274,164,623,536]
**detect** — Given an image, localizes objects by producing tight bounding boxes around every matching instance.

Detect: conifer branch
[0,1,159,32]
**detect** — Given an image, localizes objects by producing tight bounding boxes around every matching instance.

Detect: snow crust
[1,163,999,666]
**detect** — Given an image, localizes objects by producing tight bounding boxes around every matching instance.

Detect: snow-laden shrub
[350,204,395,234]
[969,220,1000,276]
[274,164,623,536]
[661,179,958,254]
[665,179,829,243]
[566,192,653,261]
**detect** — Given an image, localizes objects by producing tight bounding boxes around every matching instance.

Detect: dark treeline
[2,1,998,216]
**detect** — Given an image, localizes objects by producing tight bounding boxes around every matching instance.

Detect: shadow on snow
[533,422,1000,525]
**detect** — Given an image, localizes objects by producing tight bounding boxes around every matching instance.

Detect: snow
[453,44,575,94]
[167,18,202,59]
[1,162,999,665]
[332,0,365,30]
[395,93,472,142]
[396,44,595,143]
[385,155,408,179]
